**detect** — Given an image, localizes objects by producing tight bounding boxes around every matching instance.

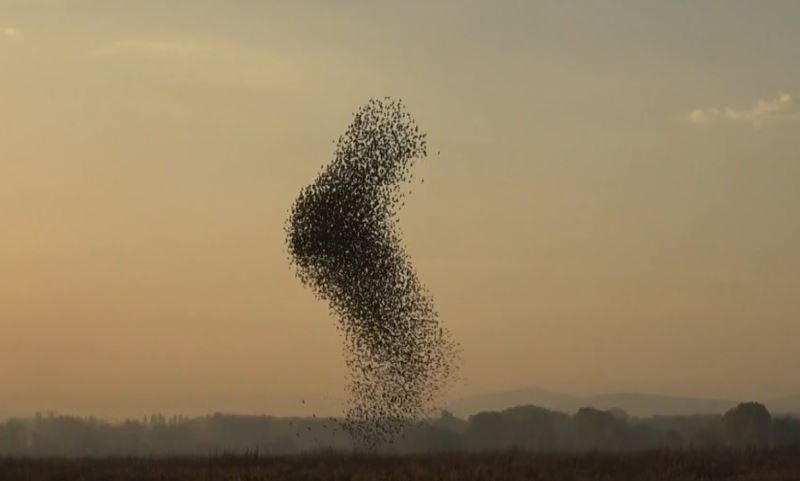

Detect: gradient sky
[2,0,799,418]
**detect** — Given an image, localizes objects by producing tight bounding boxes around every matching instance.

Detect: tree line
[0,402,797,456]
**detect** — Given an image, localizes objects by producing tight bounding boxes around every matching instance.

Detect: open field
[2,450,800,481]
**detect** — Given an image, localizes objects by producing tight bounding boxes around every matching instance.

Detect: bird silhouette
[286,98,457,447]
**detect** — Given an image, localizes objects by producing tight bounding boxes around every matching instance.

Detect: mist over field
[1,395,798,456]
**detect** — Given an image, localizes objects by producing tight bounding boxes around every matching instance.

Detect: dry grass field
[2,450,800,481]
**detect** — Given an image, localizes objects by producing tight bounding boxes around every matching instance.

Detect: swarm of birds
[286,98,457,446]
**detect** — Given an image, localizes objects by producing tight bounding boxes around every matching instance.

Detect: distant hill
[448,388,750,418]
[766,395,800,415]
[448,387,581,417]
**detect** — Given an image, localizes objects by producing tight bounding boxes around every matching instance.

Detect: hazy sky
[2,0,799,418]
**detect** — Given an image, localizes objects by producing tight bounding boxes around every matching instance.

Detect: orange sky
[1,0,799,418]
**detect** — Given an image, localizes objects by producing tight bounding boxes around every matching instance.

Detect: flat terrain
[2,450,800,481]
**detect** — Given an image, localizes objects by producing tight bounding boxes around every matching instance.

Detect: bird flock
[286,98,457,446]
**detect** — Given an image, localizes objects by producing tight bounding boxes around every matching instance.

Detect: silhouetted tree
[432,410,468,434]
[0,404,795,455]
[502,405,567,451]
[773,417,800,448]
[721,402,771,449]
[466,411,507,451]
[574,407,627,450]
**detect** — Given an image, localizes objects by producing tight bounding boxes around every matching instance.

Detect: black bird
[286,98,457,447]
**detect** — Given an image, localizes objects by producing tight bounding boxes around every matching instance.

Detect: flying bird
[286,98,457,446]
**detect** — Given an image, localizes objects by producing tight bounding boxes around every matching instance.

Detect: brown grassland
[1,450,800,481]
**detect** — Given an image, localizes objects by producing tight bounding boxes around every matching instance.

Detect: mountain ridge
[448,387,800,418]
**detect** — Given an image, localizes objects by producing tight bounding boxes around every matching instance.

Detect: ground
[2,450,800,481]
